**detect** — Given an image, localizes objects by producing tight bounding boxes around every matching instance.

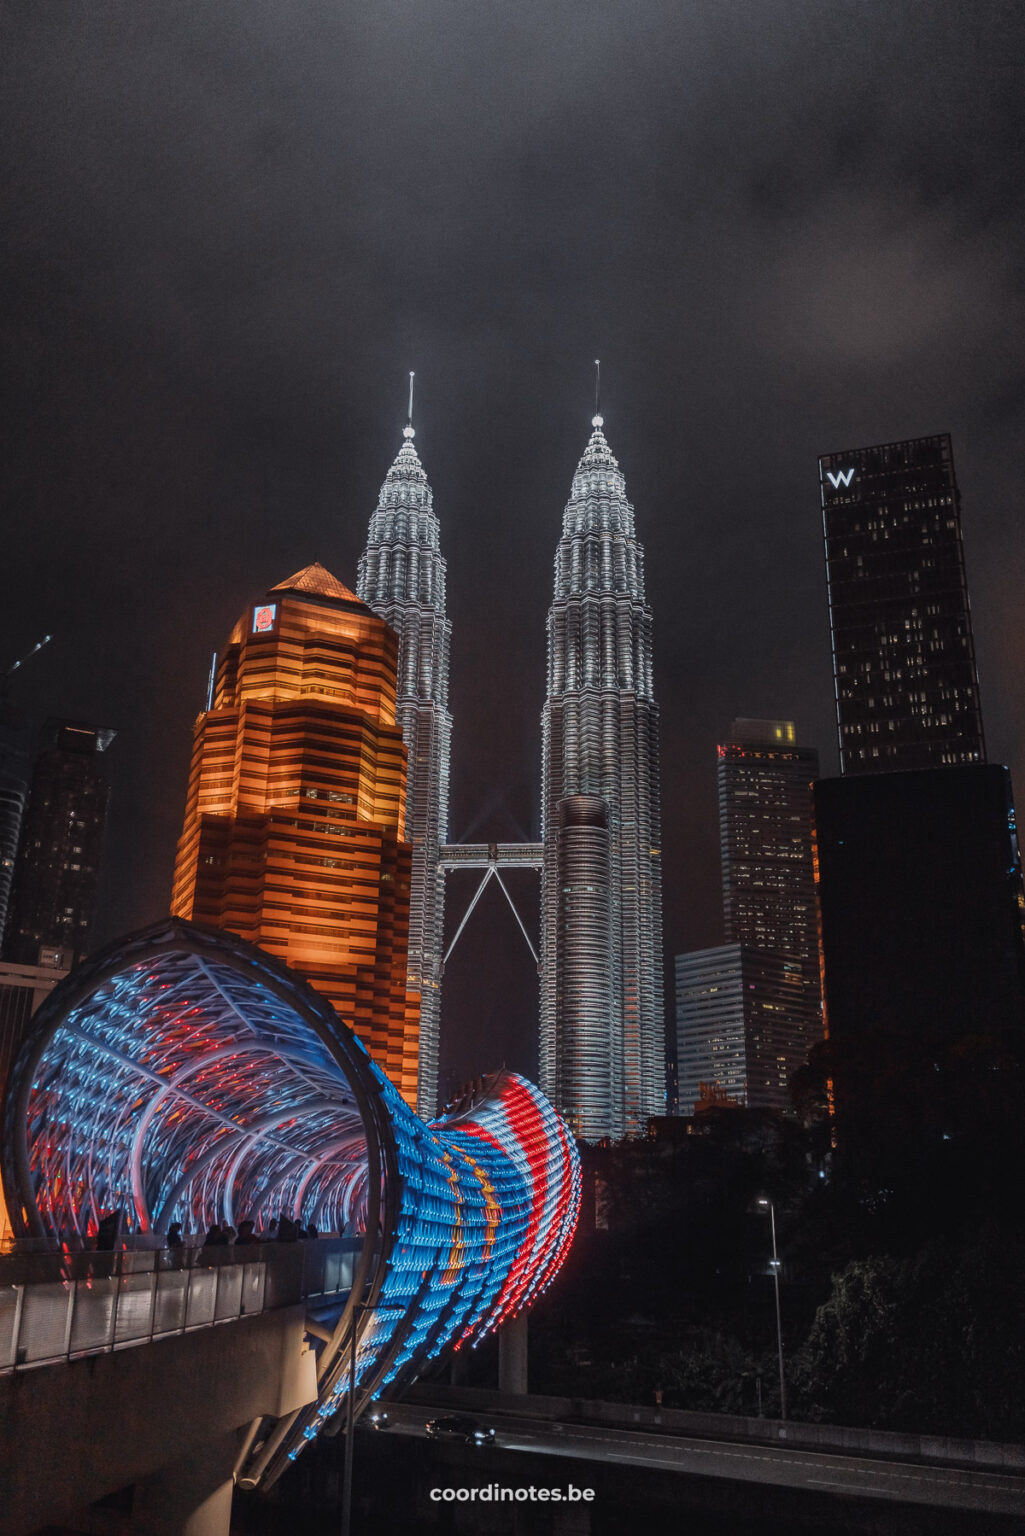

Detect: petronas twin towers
[539,415,665,1139]
[357,406,664,1140]
[357,422,452,1117]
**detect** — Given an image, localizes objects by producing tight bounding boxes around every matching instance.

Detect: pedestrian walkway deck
[0,1236,358,1373]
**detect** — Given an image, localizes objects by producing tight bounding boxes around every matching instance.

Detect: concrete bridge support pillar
[499,1310,528,1396]
[132,1428,243,1536]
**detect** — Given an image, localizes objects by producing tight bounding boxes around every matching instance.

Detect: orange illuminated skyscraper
[171,563,420,1103]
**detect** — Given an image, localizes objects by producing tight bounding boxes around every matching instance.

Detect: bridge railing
[0,1237,361,1375]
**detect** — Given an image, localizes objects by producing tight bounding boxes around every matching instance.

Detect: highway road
[379,1399,1025,1518]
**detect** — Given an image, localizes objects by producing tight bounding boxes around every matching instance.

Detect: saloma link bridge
[0,918,579,1523]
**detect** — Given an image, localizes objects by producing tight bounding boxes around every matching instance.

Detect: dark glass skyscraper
[820,433,985,774]
[813,764,1025,1162]
[718,718,820,969]
[4,720,114,966]
[814,764,1025,1044]
[0,702,32,950]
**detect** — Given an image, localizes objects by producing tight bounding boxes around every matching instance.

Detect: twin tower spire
[356,379,452,1117]
[357,384,664,1137]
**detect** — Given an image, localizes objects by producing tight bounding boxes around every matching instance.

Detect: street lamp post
[757,1197,787,1422]
[341,1303,365,1536]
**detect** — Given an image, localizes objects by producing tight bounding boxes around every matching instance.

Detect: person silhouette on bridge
[95,1210,122,1251]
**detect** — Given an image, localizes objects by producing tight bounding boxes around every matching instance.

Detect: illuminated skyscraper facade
[820,433,985,774]
[358,424,451,1117]
[718,718,820,970]
[4,720,113,967]
[171,563,420,1104]
[0,702,32,949]
[540,416,664,1140]
[673,721,822,1120]
[714,717,823,1106]
[675,945,818,1117]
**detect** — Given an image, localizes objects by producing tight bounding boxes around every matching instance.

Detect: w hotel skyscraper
[820,433,985,773]
[814,436,1023,1162]
[171,563,420,1105]
[540,414,664,1141]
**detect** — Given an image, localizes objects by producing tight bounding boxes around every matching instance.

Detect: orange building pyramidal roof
[170,566,421,1105]
[269,562,363,605]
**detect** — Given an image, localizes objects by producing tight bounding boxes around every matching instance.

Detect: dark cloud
[2,0,1023,1087]
[748,189,1025,373]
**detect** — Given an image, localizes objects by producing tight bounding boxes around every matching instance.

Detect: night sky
[3,2,1023,1093]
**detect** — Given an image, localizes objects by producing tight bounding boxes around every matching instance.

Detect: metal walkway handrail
[0,1237,360,1375]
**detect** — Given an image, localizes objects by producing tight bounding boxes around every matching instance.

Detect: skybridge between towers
[438,843,544,969]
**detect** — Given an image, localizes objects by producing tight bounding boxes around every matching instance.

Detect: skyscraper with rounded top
[170,563,420,1105]
[357,415,452,1117]
[540,413,665,1139]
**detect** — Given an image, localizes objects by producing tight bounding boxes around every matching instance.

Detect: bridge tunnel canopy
[1,918,581,1480]
[3,920,385,1244]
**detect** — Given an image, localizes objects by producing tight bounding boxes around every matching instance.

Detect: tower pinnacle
[404,370,416,439]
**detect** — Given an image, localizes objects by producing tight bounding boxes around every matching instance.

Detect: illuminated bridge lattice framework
[0,919,580,1484]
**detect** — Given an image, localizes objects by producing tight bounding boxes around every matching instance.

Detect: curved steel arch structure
[0,919,580,1483]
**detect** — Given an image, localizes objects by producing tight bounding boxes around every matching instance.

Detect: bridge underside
[1,1305,314,1536]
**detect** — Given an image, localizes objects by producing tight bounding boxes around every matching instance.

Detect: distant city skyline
[4,2,1024,1096]
[0,411,1012,1113]
[3,13,1024,1532]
